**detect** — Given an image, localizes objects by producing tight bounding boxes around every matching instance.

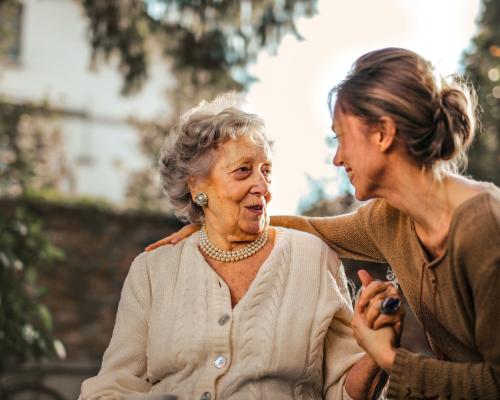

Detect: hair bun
[428,85,476,165]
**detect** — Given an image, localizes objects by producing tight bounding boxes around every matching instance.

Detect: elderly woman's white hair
[160,93,273,223]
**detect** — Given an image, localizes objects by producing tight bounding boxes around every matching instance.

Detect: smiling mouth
[245,204,265,214]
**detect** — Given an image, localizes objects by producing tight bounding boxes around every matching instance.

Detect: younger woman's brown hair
[328,47,478,176]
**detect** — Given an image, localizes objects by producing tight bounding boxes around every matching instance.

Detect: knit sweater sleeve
[322,247,366,399]
[271,200,386,262]
[79,253,152,399]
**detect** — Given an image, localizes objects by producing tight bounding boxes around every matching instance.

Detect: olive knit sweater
[273,184,500,399]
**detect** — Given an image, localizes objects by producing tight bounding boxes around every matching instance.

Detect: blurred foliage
[125,118,172,211]
[0,100,70,197]
[463,0,500,184]
[0,99,66,372]
[298,174,357,217]
[0,207,65,373]
[79,0,318,210]
[25,188,115,211]
[82,0,318,94]
[300,192,357,217]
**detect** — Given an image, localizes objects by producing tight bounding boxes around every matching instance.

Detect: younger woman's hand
[352,305,397,373]
[351,270,405,373]
[145,223,201,251]
[357,270,405,336]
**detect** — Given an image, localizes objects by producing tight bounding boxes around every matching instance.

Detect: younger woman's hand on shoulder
[145,223,201,251]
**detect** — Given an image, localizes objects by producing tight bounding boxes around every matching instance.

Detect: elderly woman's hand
[145,223,201,251]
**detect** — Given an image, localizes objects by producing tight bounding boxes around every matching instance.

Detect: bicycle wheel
[4,383,65,400]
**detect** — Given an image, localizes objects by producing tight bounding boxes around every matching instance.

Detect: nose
[251,170,270,196]
[333,147,343,167]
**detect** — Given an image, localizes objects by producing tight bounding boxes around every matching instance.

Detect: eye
[235,166,251,173]
[233,165,252,178]
[262,166,272,182]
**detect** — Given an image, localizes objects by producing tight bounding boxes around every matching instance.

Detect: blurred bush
[0,207,64,373]
[0,98,67,372]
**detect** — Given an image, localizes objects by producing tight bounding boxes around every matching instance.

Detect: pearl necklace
[199,225,269,263]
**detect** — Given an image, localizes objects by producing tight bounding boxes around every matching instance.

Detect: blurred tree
[82,0,318,94]
[298,174,357,217]
[0,98,66,372]
[0,207,64,374]
[300,191,357,217]
[0,101,70,197]
[463,0,500,184]
[80,0,318,210]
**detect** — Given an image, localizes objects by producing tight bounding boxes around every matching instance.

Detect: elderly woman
[80,95,399,400]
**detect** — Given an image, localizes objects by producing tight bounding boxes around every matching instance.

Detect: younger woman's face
[332,110,388,201]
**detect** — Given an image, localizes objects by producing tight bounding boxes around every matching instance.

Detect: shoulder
[143,239,187,264]
[130,237,193,279]
[354,198,409,245]
[280,227,341,269]
[450,187,500,279]
[282,227,333,254]
[452,187,500,248]
[352,198,406,228]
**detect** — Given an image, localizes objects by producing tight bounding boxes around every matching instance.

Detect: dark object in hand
[380,297,401,315]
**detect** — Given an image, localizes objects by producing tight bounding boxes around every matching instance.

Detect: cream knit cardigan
[80,228,364,400]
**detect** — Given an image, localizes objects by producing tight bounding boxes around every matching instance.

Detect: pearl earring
[194,192,208,207]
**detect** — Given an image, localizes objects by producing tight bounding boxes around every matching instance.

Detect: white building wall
[0,0,174,203]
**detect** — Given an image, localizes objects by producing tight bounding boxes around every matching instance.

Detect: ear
[187,176,198,197]
[376,116,397,153]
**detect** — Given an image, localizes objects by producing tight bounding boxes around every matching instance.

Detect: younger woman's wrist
[377,347,396,373]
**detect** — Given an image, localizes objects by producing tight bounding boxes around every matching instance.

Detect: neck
[199,224,270,262]
[376,164,455,238]
[203,223,266,251]
[369,159,484,258]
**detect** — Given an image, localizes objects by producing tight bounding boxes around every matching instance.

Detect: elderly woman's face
[197,134,272,238]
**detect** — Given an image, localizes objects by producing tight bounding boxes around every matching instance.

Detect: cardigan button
[218,314,230,325]
[200,392,211,400]
[214,355,227,369]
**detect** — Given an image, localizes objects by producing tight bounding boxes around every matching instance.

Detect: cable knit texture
[274,183,500,399]
[79,228,364,400]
